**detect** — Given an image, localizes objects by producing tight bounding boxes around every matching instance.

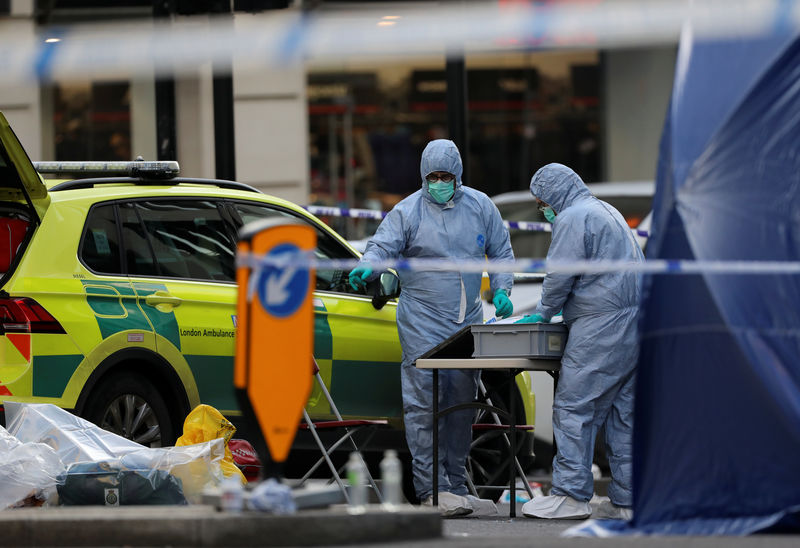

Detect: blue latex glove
[492,289,513,319]
[514,313,546,324]
[348,264,373,290]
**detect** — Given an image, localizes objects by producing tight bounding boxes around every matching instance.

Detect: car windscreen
[499,194,653,258]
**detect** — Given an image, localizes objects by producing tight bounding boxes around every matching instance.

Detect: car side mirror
[371,272,401,310]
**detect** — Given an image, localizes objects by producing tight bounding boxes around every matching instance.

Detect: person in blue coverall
[349,139,515,516]
[517,163,643,520]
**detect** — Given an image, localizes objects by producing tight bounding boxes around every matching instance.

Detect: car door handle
[145,291,182,309]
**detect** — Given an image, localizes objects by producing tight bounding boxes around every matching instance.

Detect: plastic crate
[471,322,567,359]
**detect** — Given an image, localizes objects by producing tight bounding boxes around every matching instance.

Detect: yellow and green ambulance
[0,112,535,493]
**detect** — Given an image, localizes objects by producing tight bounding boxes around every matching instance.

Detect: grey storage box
[471,322,567,359]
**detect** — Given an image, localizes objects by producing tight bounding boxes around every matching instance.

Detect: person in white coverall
[516,163,643,521]
[349,139,515,516]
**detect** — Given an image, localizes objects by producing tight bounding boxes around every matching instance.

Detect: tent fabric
[576,27,800,536]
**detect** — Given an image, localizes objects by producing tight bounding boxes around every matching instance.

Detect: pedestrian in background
[516,163,643,520]
[349,139,515,516]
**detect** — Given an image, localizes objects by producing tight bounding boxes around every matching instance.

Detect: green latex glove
[492,289,513,319]
[348,264,373,290]
[514,313,546,324]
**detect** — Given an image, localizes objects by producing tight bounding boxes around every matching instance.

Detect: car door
[227,200,403,421]
[119,199,239,416]
[0,112,49,222]
[78,201,159,359]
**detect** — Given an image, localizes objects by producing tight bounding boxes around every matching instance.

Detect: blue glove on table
[514,313,546,324]
[492,289,513,319]
[348,265,373,290]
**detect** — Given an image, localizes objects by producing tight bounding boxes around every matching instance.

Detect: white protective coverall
[358,139,514,501]
[530,163,643,509]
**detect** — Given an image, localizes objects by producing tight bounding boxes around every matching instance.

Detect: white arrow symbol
[265,266,297,305]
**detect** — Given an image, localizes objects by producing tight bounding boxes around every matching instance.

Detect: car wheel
[467,377,529,502]
[84,372,176,447]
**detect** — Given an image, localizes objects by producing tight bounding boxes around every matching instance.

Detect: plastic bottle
[380,449,403,509]
[220,475,244,513]
[346,451,368,511]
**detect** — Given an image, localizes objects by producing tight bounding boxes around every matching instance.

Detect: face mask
[542,206,556,223]
[428,181,455,203]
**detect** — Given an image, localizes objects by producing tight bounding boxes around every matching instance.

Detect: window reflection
[122,201,236,282]
[307,52,602,240]
[54,81,131,161]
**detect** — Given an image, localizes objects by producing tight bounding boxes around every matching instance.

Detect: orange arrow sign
[235,219,316,464]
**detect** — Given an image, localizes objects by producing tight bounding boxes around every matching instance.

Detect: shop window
[54,81,131,161]
[307,53,603,240]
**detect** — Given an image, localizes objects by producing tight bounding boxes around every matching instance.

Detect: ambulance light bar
[34,160,180,180]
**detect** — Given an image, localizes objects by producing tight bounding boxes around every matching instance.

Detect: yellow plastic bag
[176,404,246,484]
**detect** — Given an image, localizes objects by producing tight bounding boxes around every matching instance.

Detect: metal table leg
[433,368,439,507]
[509,369,517,518]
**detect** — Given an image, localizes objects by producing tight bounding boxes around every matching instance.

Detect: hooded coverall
[359,139,514,501]
[530,163,643,507]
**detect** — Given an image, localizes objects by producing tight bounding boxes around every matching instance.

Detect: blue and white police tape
[304,205,386,222]
[304,204,650,237]
[238,252,800,276]
[5,1,780,83]
[305,204,553,233]
[505,220,553,233]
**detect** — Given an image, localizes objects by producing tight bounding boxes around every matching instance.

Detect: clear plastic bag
[0,424,63,509]
[5,401,143,463]
[4,402,226,504]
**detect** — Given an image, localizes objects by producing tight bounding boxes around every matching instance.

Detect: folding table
[415,323,563,518]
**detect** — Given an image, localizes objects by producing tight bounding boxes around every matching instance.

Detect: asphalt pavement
[350,501,800,548]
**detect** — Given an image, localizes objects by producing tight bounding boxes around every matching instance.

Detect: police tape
[237,252,800,276]
[304,205,385,221]
[0,0,789,82]
[305,203,553,233]
[303,205,650,237]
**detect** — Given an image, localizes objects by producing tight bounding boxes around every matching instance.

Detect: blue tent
[567,24,800,538]
[631,27,800,535]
